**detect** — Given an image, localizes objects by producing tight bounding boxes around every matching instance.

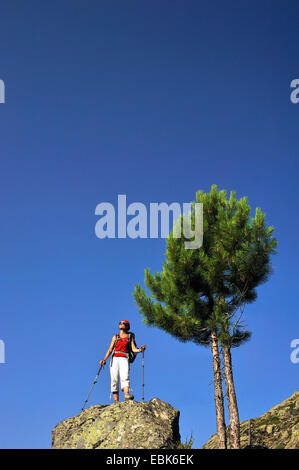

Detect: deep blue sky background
[0,0,298,449]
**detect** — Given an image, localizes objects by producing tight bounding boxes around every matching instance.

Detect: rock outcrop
[52,398,181,449]
[203,390,299,449]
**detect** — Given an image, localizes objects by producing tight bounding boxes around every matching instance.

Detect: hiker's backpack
[112,332,137,364]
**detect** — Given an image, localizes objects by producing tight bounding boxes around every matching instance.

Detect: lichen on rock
[202,390,299,449]
[52,397,181,449]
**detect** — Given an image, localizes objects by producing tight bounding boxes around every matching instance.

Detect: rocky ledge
[52,397,181,449]
[203,390,299,449]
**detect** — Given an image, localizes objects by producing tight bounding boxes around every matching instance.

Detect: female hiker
[100,320,146,401]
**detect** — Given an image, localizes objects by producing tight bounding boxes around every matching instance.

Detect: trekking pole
[81,363,104,412]
[142,350,144,402]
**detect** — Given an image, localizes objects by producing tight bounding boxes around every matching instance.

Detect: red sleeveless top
[113,334,130,358]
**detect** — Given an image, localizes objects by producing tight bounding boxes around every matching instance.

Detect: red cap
[120,320,130,330]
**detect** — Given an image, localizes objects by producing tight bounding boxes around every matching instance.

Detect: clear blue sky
[0,0,298,449]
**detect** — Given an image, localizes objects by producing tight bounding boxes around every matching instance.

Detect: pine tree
[133,184,277,449]
[214,190,278,448]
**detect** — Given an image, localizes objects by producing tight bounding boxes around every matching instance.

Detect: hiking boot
[124,393,134,401]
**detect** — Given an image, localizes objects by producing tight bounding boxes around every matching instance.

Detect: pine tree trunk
[223,345,240,449]
[211,330,227,449]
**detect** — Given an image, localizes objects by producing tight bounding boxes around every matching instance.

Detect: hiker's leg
[119,358,130,397]
[110,358,120,400]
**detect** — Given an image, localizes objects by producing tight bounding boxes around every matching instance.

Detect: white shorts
[110,356,130,393]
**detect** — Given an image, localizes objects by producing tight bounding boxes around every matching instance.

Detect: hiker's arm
[100,336,116,365]
[131,337,146,353]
